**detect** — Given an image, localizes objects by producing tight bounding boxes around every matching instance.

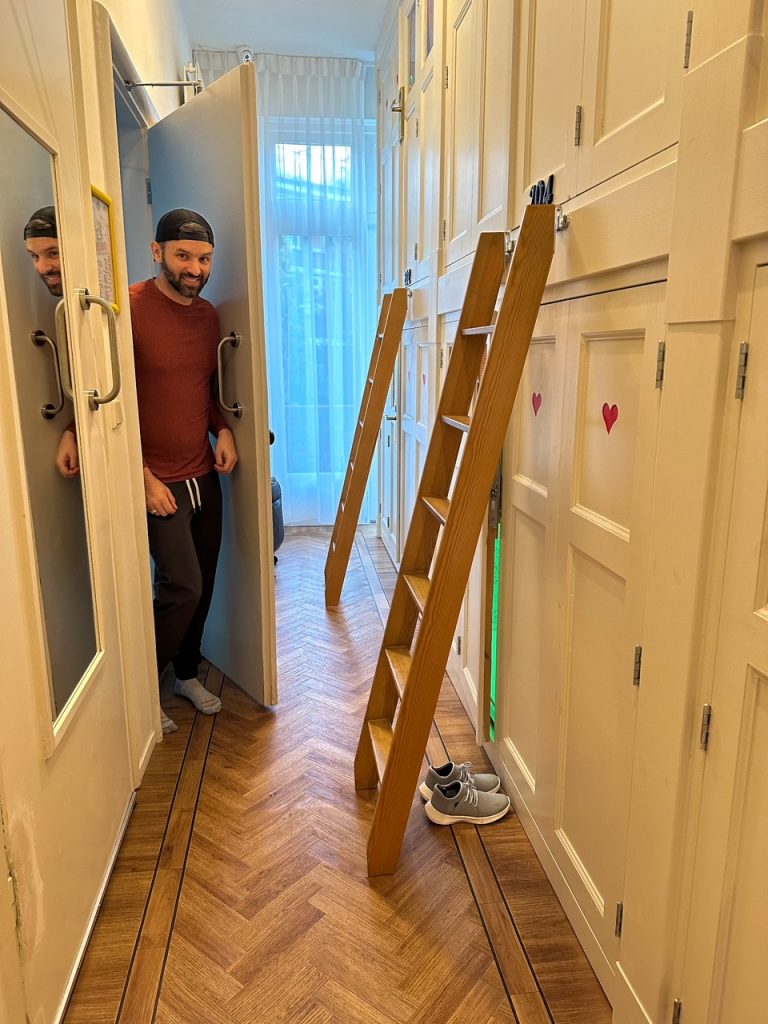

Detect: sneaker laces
[456,762,478,786]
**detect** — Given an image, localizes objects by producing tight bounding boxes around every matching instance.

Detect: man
[24,206,63,296]
[55,208,237,734]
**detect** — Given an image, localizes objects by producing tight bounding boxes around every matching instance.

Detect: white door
[0,1,135,1019]
[380,352,401,563]
[379,24,402,294]
[148,64,277,705]
[679,265,768,1024]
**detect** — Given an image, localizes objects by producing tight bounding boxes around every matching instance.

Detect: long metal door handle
[385,414,398,421]
[77,288,122,410]
[31,330,65,419]
[217,331,243,418]
[54,298,74,400]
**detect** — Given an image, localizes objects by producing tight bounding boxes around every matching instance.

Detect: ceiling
[179,0,393,62]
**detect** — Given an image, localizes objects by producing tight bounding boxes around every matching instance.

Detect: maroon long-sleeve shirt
[130,278,228,483]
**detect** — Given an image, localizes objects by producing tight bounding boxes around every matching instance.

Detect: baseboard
[54,793,136,1023]
[486,740,617,1005]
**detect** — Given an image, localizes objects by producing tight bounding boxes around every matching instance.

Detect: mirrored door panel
[0,108,97,717]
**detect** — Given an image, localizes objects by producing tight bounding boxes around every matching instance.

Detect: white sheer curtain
[256,54,376,525]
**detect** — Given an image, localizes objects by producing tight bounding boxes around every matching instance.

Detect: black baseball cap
[155,208,214,246]
[24,206,58,239]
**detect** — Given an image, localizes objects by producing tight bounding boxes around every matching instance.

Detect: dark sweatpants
[146,471,222,681]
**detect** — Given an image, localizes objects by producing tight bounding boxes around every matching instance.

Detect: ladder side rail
[325,291,407,605]
[366,205,555,874]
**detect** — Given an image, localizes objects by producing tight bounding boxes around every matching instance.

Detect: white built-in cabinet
[377,1,768,1019]
[513,0,688,223]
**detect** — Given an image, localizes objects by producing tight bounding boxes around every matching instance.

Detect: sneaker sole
[419,780,501,801]
[424,797,511,826]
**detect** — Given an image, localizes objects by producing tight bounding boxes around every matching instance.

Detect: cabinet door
[403,87,421,280]
[513,0,585,225]
[380,354,401,565]
[443,0,480,266]
[551,284,664,968]
[576,0,686,193]
[679,266,768,1024]
[379,27,401,293]
[475,0,515,235]
[494,302,569,819]
[0,2,135,1018]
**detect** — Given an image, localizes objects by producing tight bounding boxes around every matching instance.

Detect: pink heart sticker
[602,403,619,434]
[532,392,542,416]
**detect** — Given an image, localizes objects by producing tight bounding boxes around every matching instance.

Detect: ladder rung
[441,414,471,433]
[461,324,495,336]
[368,719,393,781]
[423,496,450,524]
[384,646,412,700]
[404,573,430,614]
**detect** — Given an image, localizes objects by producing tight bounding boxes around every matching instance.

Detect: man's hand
[56,429,79,477]
[144,467,177,517]
[214,428,238,475]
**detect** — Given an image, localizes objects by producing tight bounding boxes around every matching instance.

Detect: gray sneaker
[419,760,500,800]
[425,779,511,825]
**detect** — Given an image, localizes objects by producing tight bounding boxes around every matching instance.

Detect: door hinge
[504,231,516,263]
[672,998,683,1024]
[455,635,462,655]
[574,105,583,147]
[633,646,642,687]
[615,901,624,937]
[442,219,447,242]
[415,118,420,139]
[735,342,749,399]
[387,434,391,448]
[378,501,382,515]
[488,468,502,531]
[656,341,666,389]
[378,272,383,288]
[414,243,419,262]
[444,65,449,90]
[700,704,712,750]
[146,177,153,204]
[378,180,382,198]
[683,11,694,69]
[439,347,444,369]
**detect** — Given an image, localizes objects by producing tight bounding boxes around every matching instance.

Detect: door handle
[217,331,243,418]
[76,288,122,411]
[385,414,398,421]
[54,298,74,400]
[31,330,65,419]
[391,86,405,143]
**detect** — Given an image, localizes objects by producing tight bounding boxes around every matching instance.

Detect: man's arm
[56,427,79,477]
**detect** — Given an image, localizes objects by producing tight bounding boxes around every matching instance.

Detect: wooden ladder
[354,205,555,876]
[325,288,408,607]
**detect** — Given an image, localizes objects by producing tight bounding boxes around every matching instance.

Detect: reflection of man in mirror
[24,206,62,296]
[55,208,237,735]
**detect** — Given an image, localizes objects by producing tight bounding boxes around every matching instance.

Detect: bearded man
[56,208,237,733]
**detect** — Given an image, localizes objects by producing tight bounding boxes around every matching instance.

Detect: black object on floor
[272,477,284,561]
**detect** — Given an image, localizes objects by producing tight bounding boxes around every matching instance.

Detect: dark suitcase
[271,477,284,555]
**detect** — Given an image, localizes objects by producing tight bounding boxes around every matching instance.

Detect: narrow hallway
[65,528,609,1024]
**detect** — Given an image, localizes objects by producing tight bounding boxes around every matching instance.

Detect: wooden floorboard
[64,525,609,1024]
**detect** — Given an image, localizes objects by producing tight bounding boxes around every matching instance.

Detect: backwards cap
[24,206,58,240]
[155,208,214,246]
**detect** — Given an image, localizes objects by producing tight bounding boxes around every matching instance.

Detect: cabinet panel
[476,0,515,232]
[679,265,768,1024]
[404,92,421,276]
[514,0,585,223]
[577,0,685,192]
[379,28,401,292]
[444,0,479,265]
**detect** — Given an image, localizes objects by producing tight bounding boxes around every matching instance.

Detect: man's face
[26,236,62,296]
[152,240,213,299]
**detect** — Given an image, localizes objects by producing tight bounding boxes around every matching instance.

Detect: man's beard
[40,271,62,297]
[161,258,209,298]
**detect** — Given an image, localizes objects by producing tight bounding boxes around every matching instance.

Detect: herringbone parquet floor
[65,526,610,1024]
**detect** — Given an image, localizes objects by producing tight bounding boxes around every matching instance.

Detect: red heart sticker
[532,392,542,416]
[602,403,619,434]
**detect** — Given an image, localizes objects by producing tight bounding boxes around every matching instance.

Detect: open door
[148,64,277,705]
